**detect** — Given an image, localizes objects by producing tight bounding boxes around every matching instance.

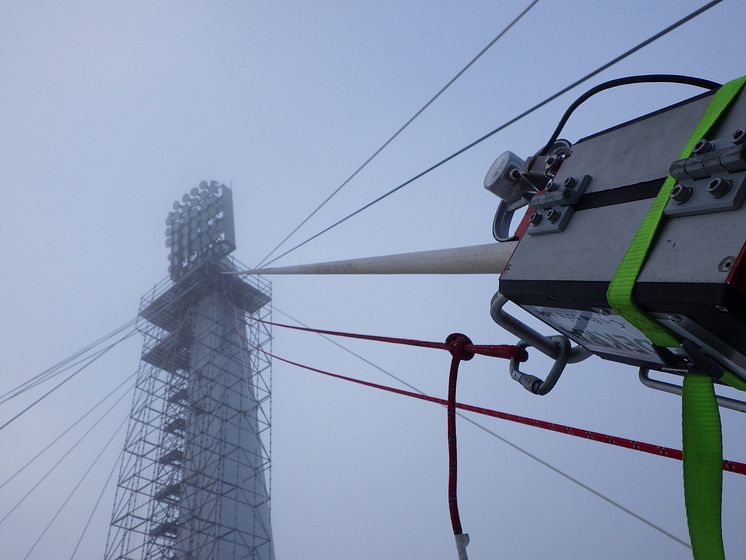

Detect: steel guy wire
[0,329,137,433]
[0,370,137,491]
[270,305,690,549]
[68,449,124,560]
[254,0,541,268]
[261,0,723,268]
[23,414,128,560]
[0,318,137,405]
[0,383,133,527]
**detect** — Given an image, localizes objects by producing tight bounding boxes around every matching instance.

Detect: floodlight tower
[104,181,274,560]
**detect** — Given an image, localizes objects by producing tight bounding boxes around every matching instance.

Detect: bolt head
[563,176,577,189]
[692,139,712,155]
[707,177,732,199]
[529,211,542,226]
[732,128,746,145]
[670,184,693,204]
[718,256,736,273]
[546,208,561,223]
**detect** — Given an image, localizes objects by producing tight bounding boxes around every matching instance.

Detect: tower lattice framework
[105,182,274,560]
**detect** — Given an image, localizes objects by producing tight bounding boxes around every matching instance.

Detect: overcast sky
[2,1,745,558]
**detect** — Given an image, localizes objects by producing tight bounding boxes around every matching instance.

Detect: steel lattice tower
[105,182,274,560]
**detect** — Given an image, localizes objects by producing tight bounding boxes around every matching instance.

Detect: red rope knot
[446,333,475,362]
[511,346,529,362]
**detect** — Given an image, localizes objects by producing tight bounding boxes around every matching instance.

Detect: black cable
[0,329,137,433]
[0,383,133,527]
[254,0,541,268]
[23,414,128,560]
[540,74,721,155]
[0,370,137,491]
[68,449,123,560]
[260,0,723,268]
[270,305,690,548]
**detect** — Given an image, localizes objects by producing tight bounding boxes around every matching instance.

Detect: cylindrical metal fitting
[670,184,692,204]
[692,138,712,155]
[707,177,732,198]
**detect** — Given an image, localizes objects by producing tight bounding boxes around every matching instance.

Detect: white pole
[232,241,518,275]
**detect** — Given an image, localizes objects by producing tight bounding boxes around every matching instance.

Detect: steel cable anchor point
[509,335,570,395]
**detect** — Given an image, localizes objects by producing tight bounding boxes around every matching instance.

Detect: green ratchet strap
[682,373,724,559]
[607,75,746,346]
[721,370,746,392]
[606,76,746,560]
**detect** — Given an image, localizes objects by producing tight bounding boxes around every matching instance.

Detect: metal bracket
[665,132,746,217]
[639,368,746,413]
[531,174,591,209]
[492,198,530,242]
[527,174,591,236]
[664,170,746,217]
[510,335,570,395]
[490,293,592,364]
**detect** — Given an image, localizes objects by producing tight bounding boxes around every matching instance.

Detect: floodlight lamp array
[165,180,236,280]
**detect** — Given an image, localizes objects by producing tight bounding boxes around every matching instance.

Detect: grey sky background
[1,1,745,558]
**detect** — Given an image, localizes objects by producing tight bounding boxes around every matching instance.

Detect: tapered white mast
[234,242,517,275]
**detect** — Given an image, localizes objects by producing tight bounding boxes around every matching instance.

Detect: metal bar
[490,293,592,364]
[639,368,746,413]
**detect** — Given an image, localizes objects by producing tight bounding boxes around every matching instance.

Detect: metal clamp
[490,293,592,364]
[492,198,529,242]
[510,336,570,395]
[639,368,746,413]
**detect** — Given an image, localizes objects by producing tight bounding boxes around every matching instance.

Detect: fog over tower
[104,181,274,559]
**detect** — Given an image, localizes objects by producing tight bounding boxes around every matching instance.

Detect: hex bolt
[562,188,573,199]
[563,176,577,189]
[509,168,522,181]
[692,138,712,155]
[529,212,542,226]
[546,208,561,223]
[732,128,746,145]
[707,177,732,199]
[670,184,692,204]
[718,256,735,273]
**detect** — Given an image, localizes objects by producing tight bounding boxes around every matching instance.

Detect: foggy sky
[1,1,745,558]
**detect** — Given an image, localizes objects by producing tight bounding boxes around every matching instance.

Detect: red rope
[445,333,475,536]
[250,317,528,361]
[265,349,746,476]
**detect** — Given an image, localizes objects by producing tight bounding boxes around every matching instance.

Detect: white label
[524,305,663,364]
